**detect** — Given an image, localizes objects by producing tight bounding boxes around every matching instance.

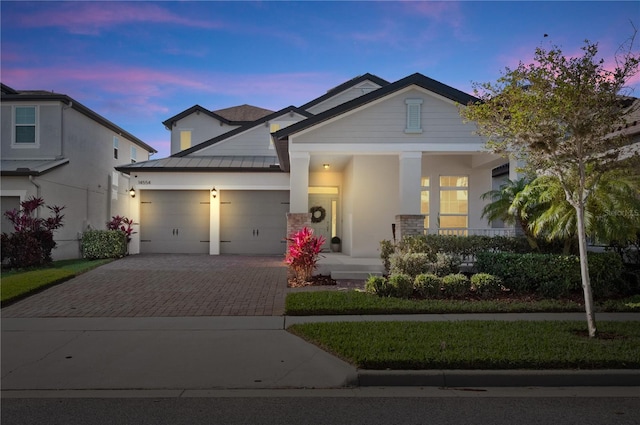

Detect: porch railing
[424,228,516,237]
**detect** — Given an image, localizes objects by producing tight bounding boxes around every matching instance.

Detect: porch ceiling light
[129,188,135,198]
[211,187,218,198]
[323,163,330,170]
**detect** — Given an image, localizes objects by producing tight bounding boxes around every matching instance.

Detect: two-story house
[1,83,157,260]
[116,73,516,259]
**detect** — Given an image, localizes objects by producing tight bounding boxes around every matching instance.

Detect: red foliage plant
[285,226,325,284]
[107,215,135,243]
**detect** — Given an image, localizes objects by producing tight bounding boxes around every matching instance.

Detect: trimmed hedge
[476,251,625,298]
[82,230,127,259]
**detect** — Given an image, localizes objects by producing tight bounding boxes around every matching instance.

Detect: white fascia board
[289,142,488,154]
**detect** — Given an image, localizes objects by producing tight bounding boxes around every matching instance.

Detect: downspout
[29,175,41,218]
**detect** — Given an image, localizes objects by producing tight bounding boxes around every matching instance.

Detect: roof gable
[299,73,389,112]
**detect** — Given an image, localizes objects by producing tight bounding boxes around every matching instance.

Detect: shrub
[379,240,396,272]
[365,275,391,297]
[107,215,135,243]
[414,273,442,298]
[388,273,414,299]
[390,252,433,278]
[470,273,504,298]
[1,196,65,268]
[441,273,469,297]
[285,227,325,284]
[429,252,462,277]
[82,230,127,259]
[476,251,626,298]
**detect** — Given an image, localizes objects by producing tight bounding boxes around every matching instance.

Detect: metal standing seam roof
[115,156,282,173]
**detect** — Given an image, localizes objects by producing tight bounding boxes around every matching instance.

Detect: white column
[289,151,310,213]
[398,151,422,214]
[509,157,525,181]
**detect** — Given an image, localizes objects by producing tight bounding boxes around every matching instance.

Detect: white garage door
[140,190,210,254]
[220,190,289,255]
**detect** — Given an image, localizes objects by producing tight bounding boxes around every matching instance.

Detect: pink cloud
[17,3,224,35]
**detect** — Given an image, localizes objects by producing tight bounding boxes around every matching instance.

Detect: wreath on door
[309,205,326,223]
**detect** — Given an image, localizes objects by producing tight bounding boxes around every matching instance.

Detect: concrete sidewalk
[2,313,640,393]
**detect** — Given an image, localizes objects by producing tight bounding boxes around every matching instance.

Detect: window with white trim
[113,136,119,159]
[439,176,468,234]
[269,123,280,149]
[14,106,37,145]
[421,177,430,230]
[180,130,191,151]
[130,146,137,163]
[405,99,423,133]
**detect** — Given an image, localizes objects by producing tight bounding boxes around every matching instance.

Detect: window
[421,177,430,230]
[113,137,119,159]
[405,99,423,133]
[439,176,468,234]
[180,130,191,151]
[130,146,137,163]
[14,106,37,144]
[269,123,280,149]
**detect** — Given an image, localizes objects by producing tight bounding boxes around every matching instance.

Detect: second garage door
[140,190,210,254]
[220,190,289,255]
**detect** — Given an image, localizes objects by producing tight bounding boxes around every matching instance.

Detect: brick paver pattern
[2,254,288,318]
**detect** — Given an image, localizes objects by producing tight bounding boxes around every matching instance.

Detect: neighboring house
[117,72,516,259]
[1,83,157,260]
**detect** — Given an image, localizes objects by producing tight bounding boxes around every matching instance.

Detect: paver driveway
[1,254,288,318]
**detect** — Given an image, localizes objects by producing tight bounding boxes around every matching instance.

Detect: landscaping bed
[285,290,640,315]
[287,320,640,369]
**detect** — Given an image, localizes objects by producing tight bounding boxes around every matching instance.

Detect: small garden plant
[285,226,325,286]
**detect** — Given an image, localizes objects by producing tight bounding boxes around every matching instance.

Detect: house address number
[138,180,151,185]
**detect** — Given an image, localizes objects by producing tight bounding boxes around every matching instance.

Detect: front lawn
[1,258,113,305]
[285,291,640,315]
[288,320,640,369]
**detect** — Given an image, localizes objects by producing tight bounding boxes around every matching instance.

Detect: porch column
[398,151,422,214]
[289,151,310,213]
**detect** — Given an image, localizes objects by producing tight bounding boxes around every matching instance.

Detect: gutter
[29,175,41,218]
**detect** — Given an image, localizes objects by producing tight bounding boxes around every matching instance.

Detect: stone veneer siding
[395,214,425,241]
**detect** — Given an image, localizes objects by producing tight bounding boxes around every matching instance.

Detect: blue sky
[2,1,639,158]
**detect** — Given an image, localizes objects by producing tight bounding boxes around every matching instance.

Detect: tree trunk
[575,202,597,338]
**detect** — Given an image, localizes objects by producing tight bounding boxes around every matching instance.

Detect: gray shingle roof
[1,158,70,176]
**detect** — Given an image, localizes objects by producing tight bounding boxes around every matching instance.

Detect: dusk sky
[2,1,639,159]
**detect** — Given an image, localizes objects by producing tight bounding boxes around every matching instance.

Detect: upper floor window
[14,106,37,145]
[180,130,192,151]
[269,123,280,149]
[130,146,137,163]
[113,136,119,159]
[405,99,423,134]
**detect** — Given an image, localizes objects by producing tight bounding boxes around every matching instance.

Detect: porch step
[331,270,384,280]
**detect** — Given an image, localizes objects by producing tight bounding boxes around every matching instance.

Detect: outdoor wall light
[323,163,330,170]
[129,188,135,198]
[211,187,218,198]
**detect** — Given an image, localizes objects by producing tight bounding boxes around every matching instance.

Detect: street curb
[357,369,640,387]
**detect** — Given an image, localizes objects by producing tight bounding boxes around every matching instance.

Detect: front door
[308,194,335,251]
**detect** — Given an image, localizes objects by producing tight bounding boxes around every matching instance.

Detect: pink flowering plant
[107,215,135,243]
[285,227,325,284]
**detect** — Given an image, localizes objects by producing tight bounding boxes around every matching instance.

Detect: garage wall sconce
[211,187,218,198]
[129,188,136,198]
[323,163,330,170]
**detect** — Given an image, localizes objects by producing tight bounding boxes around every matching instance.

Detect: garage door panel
[220,190,289,255]
[140,190,210,254]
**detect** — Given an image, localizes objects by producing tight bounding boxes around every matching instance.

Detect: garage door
[220,190,289,255]
[140,190,210,254]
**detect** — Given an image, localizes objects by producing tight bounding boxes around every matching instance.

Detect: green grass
[285,291,640,315]
[1,258,113,305]
[288,320,640,369]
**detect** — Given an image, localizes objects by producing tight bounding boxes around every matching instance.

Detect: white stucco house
[116,72,516,259]
[0,83,157,259]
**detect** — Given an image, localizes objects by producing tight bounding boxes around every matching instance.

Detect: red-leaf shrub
[107,215,135,243]
[1,196,65,268]
[285,227,325,284]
